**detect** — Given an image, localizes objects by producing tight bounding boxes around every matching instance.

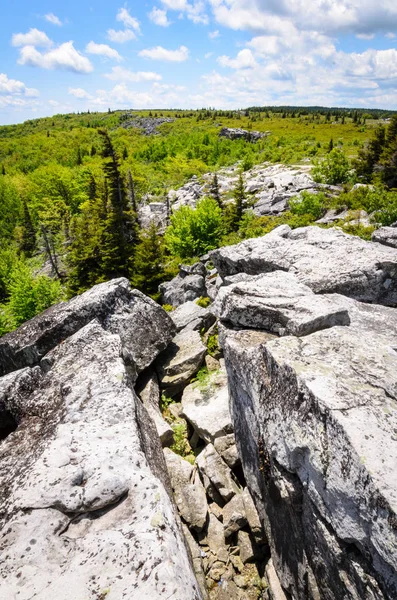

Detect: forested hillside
[0,106,396,334]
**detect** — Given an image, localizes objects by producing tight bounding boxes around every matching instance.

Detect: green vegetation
[195,296,211,308]
[0,107,396,333]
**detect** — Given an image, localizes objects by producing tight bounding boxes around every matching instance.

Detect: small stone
[205,355,220,371]
[237,530,255,564]
[234,575,248,589]
[217,547,229,563]
[208,561,227,582]
[223,494,247,537]
[229,554,245,573]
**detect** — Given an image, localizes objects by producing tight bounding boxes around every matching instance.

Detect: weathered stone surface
[214,434,240,469]
[159,271,207,307]
[242,488,263,545]
[197,444,240,504]
[372,226,397,249]
[183,524,209,600]
[210,225,397,306]
[0,321,201,600]
[219,127,269,142]
[0,278,175,378]
[164,448,208,531]
[266,560,288,600]
[171,301,216,333]
[223,494,247,538]
[168,176,205,211]
[157,329,207,395]
[223,296,397,599]
[181,369,232,444]
[213,271,351,335]
[199,513,226,556]
[136,369,174,447]
[237,531,255,564]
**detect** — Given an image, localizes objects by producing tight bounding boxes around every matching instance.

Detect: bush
[196,296,211,308]
[289,191,327,220]
[312,149,350,185]
[164,196,224,259]
[162,304,175,312]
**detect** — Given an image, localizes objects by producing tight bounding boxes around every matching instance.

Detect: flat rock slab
[171,301,216,333]
[213,271,351,336]
[0,278,175,379]
[210,225,397,306]
[157,329,207,396]
[223,296,397,599]
[372,226,397,249]
[0,321,201,600]
[181,369,233,444]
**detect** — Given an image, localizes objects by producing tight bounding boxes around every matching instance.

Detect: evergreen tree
[328,138,334,153]
[90,145,97,157]
[209,173,222,208]
[20,201,36,256]
[98,130,139,280]
[88,174,97,202]
[123,147,128,160]
[76,147,82,166]
[131,222,165,299]
[127,170,137,213]
[224,172,248,232]
[1,165,5,176]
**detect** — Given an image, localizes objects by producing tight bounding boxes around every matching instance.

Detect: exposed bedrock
[220,273,397,599]
[0,279,201,600]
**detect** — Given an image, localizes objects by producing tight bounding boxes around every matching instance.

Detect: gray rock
[213,271,351,336]
[171,301,215,333]
[197,444,240,504]
[0,278,175,379]
[157,329,207,396]
[242,488,263,545]
[223,296,397,599]
[214,434,240,469]
[136,369,174,447]
[210,225,397,306]
[237,531,255,564]
[183,524,209,600]
[372,226,397,249]
[199,513,226,556]
[120,115,175,135]
[164,448,208,531]
[181,370,232,444]
[266,560,288,600]
[0,320,201,600]
[219,128,269,142]
[159,271,207,307]
[223,494,247,537]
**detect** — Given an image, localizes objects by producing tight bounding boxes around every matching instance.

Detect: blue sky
[1,0,397,124]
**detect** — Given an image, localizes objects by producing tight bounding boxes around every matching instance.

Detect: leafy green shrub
[162,304,175,312]
[164,196,224,259]
[207,333,219,357]
[171,421,194,461]
[312,149,350,184]
[289,191,327,220]
[160,394,175,412]
[330,185,397,226]
[196,296,211,308]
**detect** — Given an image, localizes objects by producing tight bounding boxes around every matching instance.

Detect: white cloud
[17,41,93,73]
[86,41,122,61]
[205,52,213,58]
[385,32,396,39]
[107,28,136,43]
[45,13,62,26]
[116,8,140,32]
[68,87,92,99]
[0,73,39,97]
[149,7,171,26]
[139,45,189,61]
[160,0,208,24]
[218,48,256,69]
[209,30,220,39]
[104,66,162,82]
[12,28,52,48]
[356,33,374,40]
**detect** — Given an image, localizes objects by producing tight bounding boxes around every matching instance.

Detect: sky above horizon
[1,0,397,125]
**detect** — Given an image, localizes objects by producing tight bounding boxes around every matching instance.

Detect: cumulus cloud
[12,28,52,48]
[139,45,189,61]
[218,48,256,69]
[209,30,220,39]
[0,73,39,97]
[356,33,375,40]
[104,66,162,82]
[68,87,92,99]
[160,0,208,24]
[149,7,171,26]
[45,13,62,26]
[17,41,93,73]
[385,32,396,39]
[116,8,140,32]
[86,41,122,61]
[107,29,136,43]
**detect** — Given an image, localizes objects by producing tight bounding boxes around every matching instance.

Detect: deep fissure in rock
[0,408,18,441]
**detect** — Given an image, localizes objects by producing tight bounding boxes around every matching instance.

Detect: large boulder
[219,128,269,142]
[197,444,240,505]
[0,278,176,379]
[136,368,174,447]
[210,225,397,306]
[213,271,351,336]
[157,329,207,396]
[159,264,207,307]
[0,318,202,599]
[222,296,397,599]
[171,301,216,333]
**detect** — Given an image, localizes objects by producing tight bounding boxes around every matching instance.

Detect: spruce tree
[224,172,247,232]
[131,222,165,299]
[98,130,139,280]
[328,138,334,153]
[20,201,36,256]
[209,173,222,208]
[127,170,137,213]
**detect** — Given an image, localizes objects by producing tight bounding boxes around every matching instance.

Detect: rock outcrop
[211,225,397,306]
[0,279,202,600]
[219,128,270,142]
[372,225,397,249]
[159,263,208,307]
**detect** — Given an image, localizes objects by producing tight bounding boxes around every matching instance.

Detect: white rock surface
[372,225,397,249]
[171,300,215,333]
[157,329,207,395]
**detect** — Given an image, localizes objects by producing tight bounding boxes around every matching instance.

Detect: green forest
[0,106,397,335]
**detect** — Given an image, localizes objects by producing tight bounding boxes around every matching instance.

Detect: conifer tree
[127,170,137,213]
[209,173,222,208]
[98,130,139,280]
[76,147,82,166]
[328,138,334,153]
[20,201,36,256]
[224,171,247,232]
[131,222,165,299]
